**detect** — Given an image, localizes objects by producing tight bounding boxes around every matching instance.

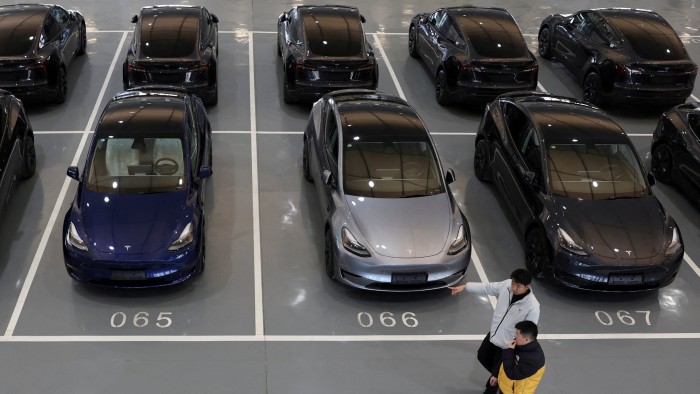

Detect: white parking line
[372,33,406,100]
[684,253,700,278]
[537,82,548,93]
[33,131,91,134]
[691,94,699,102]
[3,32,129,337]
[2,332,700,342]
[248,32,265,337]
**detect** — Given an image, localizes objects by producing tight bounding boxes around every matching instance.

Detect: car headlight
[447,225,469,255]
[67,222,88,252]
[341,227,370,257]
[666,227,682,256]
[557,228,587,256]
[169,223,194,251]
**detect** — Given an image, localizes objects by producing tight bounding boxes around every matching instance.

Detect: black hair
[511,269,532,286]
[515,320,538,340]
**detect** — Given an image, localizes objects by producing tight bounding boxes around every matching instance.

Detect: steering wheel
[403,161,424,178]
[154,157,179,175]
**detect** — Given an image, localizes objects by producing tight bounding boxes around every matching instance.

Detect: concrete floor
[1,0,699,393]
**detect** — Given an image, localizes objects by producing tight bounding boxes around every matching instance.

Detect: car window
[520,126,544,185]
[0,10,41,55]
[604,12,686,60]
[52,6,69,26]
[343,140,444,198]
[200,9,211,44]
[139,11,198,58]
[302,10,363,57]
[438,18,463,46]
[324,109,339,173]
[432,10,447,29]
[547,143,648,199]
[43,12,60,40]
[289,9,303,46]
[454,12,528,57]
[86,136,187,194]
[503,103,528,150]
[187,106,198,176]
[688,114,700,140]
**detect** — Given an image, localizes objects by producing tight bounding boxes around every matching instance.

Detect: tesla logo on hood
[625,250,632,256]
[125,245,131,251]
[407,249,413,255]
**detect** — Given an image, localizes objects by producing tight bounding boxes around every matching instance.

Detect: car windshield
[86,136,187,194]
[0,11,42,56]
[303,11,363,57]
[343,141,444,198]
[139,11,198,58]
[547,143,648,200]
[605,13,686,60]
[454,13,528,58]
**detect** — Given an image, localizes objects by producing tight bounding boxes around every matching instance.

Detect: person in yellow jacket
[496,320,545,393]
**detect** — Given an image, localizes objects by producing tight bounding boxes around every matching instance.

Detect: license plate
[111,271,146,280]
[392,273,428,284]
[609,274,643,284]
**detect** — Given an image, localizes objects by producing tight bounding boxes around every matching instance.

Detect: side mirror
[647,172,656,186]
[360,15,366,23]
[279,12,288,23]
[67,166,80,181]
[211,14,219,24]
[523,171,536,184]
[445,168,456,185]
[131,15,138,23]
[199,166,213,179]
[322,169,334,186]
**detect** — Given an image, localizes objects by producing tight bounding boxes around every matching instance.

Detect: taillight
[189,62,209,72]
[458,63,485,73]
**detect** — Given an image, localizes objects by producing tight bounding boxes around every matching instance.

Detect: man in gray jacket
[449,269,540,394]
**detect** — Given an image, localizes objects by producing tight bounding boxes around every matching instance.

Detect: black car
[0,89,35,219]
[538,8,697,107]
[651,102,700,206]
[475,92,683,291]
[408,7,538,105]
[123,6,219,105]
[277,5,378,103]
[0,4,86,103]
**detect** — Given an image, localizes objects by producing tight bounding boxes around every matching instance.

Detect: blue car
[63,87,212,287]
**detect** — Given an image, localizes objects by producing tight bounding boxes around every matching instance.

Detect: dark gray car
[302,89,471,291]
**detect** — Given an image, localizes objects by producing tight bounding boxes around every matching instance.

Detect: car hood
[345,194,451,258]
[552,195,666,261]
[80,190,190,254]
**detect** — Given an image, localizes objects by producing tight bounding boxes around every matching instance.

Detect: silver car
[302,89,471,291]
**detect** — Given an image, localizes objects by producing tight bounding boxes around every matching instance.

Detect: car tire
[408,26,419,58]
[324,229,336,280]
[582,72,602,106]
[436,69,450,105]
[77,23,87,56]
[53,68,67,104]
[473,139,490,182]
[277,38,282,56]
[651,143,674,183]
[302,138,313,182]
[525,228,549,278]
[205,84,218,106]
[538,27,552,59]
[283,72,295,104]
[197,230,206,274]
[22,135,36,179]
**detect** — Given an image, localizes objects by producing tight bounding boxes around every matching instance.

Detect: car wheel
[651,143,674,182]
[525,228,549,278]
[77,23,87,56]
[197,231,206,274]
[538,27,551,59]
[283,72,295,104]
[277,38,282,56]
[408,26,419,58]
[205,84,218,106]
[473,139,490,182]
[22,135,36,179]
[436,69,450,105]
[582,72,602,106]
[302,138,313,182]
[53,68,67,104]
[324,229,336,280]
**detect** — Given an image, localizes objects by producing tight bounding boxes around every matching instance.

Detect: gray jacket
[467,279,540,349]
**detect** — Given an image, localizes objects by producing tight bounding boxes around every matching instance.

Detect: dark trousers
[477,333,503,393]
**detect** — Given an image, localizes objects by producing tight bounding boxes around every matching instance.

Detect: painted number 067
[357,312,418,328]
[595,310,651,326]
[110,312,173,328]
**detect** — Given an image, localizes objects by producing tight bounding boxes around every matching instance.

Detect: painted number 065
[110,312,173,328]
[357,312,418,328]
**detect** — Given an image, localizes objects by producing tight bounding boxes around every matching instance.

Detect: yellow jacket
[498,341,546,393]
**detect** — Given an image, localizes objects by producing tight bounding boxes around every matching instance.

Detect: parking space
[1,1,700,393]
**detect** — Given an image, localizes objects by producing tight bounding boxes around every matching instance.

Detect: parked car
[277,5,378,103]
[651,102,700,206]
[408,6,538,105]
[303,89,471,291]
[538,8,697,107]
[0,3,86,103]
[0,89,35,219]
[474,92,683,290]
[123,5,219,105]
[63,87,213,287]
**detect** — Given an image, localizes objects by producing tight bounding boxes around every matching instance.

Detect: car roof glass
[601,11,686,60]
[453,10,527,58]
[139,9,199,58]
[301,8,363,57]
[0,9,44,56]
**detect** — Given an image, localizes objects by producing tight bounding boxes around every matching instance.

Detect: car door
[553,13,590,78]
[681,114,700,198]
[51,6,78,65]
[314,104,340,218]
[418,10,446,74]
[0,97,21,214]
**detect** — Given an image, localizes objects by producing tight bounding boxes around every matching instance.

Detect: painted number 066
[110,312,173,328]
[357,312,418,328]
